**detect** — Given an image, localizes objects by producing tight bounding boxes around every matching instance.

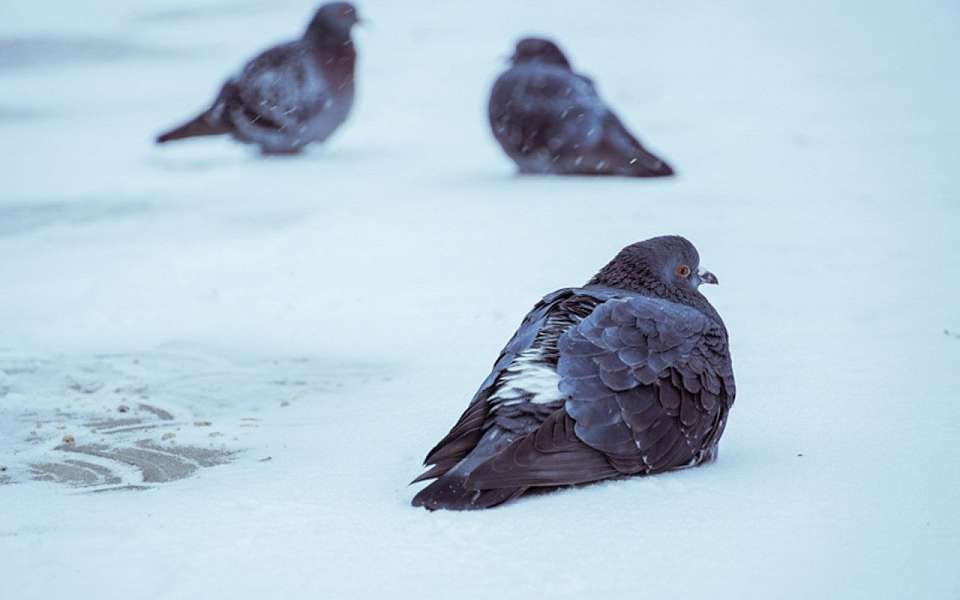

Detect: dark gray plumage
[156,2,359,154]
[488,37,674,177]
[412,236,733,510]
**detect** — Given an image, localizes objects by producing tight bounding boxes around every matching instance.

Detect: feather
[467,411,619,489]
[557,294,735,476]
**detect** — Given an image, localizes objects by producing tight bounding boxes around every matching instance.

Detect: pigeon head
[306,2,360,41]
[511,38,571,69]
[589,235,719,307]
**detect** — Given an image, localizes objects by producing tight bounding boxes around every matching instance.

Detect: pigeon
[488,37,674,177]
[412,236,734,510]
[156,2,360,154]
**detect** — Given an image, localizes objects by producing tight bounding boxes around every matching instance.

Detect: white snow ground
[1,0,959,597]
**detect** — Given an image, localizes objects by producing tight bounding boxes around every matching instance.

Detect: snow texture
[1,0,959,598]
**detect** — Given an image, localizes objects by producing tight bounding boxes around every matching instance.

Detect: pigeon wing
[413,288,580,483]
[489,67,605,159]
[414,287,623,484]
[232,43,331,132]
[560,295,734,473]
[467,295,734,489]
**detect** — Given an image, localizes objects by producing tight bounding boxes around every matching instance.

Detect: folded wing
[234,44,331,130]
[466,295,734,491]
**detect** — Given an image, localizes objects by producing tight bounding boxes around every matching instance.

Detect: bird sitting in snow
[156,2,360,154]
[412,236,733,510]
[488,37,674,177]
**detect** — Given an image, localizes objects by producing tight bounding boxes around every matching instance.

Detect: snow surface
[2,0,959,598]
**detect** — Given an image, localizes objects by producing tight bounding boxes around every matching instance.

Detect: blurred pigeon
[488,38,674,177]
[412,236,733,510]
[156,2,360,154]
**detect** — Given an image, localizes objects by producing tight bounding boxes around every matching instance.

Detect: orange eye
[677,264,691,278]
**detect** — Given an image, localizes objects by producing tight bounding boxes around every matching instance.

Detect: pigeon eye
[676,264,691,278]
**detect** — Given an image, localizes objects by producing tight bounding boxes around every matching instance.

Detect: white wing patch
[488,348,564,407]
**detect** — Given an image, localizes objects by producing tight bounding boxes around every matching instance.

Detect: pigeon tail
[597,112,675,177]
[555,147,675,178]
[411,472,524,511]
[412,426,525,510]
[622,146,675,178]
[156,113,230,144]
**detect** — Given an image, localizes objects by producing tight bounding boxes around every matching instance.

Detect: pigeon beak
[698,268,719,285]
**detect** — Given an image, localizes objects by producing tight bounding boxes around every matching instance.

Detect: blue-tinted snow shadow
[422,168,683,190]
[0,106,49,122]
[0,36,190,72]
[0,200,156,237]
[134,1,273,24]
[146,142,396,173]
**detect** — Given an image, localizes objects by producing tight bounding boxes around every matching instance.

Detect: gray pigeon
[489,37,674,177]
[412,236,733,510]
[156,2,359,154]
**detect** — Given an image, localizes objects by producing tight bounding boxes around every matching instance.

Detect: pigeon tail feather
[156,113,230,144]
[622,148,675,177]
[411,473,524,511]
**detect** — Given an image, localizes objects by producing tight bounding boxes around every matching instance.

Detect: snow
[1,0,959,598]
